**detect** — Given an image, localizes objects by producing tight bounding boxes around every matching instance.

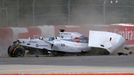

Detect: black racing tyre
[8,45,25,57]
[8,45,16,57]
[8,46,12,57]
[13,47,25,57]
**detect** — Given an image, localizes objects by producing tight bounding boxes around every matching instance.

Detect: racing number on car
[61,44,65,47]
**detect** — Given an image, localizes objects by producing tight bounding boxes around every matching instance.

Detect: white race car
[8,30,125,57]
[8,32,91,57]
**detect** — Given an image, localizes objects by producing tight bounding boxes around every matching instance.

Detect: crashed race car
[8,30,125,57]
[8,31,90,57]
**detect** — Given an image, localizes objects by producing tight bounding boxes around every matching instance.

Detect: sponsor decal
[36,44,49,47]
[29,41,37,43]
[108,25,134,45]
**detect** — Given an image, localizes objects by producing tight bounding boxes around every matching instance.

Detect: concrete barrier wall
[109,24,134,45]
[0,25,55,57]
[0,24,134,57]
[0,27,13,56]
[55,24,134,46]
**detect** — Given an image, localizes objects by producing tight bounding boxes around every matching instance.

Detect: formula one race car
[8,31,90,57]
[8,30,125,57]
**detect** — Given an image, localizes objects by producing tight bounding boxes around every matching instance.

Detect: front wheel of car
[8,45,25,57]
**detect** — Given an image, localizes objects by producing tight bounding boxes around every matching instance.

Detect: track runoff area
[0,56,134,75]
[0,73,134,75]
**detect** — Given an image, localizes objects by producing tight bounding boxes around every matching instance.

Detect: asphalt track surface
[0,55,134,73]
